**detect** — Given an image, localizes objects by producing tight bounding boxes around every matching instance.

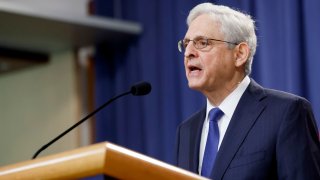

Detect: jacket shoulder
[179,107,206,127]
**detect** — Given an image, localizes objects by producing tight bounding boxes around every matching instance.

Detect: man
[175,3,320,180]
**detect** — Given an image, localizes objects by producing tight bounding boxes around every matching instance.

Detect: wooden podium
[0,142,207,179]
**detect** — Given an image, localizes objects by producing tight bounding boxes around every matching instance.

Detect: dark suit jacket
[175,80,320,180]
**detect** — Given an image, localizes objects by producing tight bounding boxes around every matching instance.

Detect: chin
[188,81,203,91]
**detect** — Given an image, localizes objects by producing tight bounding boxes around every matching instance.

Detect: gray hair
[187,3,257,75]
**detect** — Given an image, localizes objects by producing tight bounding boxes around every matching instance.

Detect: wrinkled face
[184,14,237,94]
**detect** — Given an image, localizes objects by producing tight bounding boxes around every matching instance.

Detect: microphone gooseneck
[32,81,151,159]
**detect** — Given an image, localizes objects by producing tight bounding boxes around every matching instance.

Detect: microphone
[32,81,151,159]
[130,81,151,96]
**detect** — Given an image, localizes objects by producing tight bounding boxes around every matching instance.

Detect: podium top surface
[0,142,207,180]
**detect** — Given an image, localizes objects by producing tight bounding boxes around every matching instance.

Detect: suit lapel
[212,80,267,179]
[189,107,206,173]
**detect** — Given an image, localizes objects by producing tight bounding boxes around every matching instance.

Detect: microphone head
[130,81,152,96]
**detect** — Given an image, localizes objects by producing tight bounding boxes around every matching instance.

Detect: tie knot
[209,108,223,122]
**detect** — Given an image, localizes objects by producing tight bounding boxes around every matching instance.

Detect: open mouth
[189,65,202,72]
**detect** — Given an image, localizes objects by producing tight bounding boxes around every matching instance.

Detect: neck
[205,75,245,106]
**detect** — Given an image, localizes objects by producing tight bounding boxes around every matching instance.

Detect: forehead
[185,14,222,39]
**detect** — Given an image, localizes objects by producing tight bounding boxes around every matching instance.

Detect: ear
[234,42,250,67]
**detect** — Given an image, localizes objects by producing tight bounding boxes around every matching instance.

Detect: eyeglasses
[178,37,238,53]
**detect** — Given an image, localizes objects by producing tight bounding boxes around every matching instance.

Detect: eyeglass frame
[178,36,239,53]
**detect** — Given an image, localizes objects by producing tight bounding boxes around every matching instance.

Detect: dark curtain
[93,0,320,168]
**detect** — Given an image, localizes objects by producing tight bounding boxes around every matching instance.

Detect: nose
[184,42,197,59]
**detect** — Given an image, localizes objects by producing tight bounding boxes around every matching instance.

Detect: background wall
[0,0,87,16]
[0,0,88,166]
[0,50,80,166]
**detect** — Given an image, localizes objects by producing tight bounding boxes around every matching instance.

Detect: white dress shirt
[198,76,251,174]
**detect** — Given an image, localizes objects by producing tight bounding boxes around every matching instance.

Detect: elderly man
[175,3,320,180]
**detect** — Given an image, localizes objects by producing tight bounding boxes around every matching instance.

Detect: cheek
[203,56,228,78]
[183,59,188,70]
[202,55,219,72]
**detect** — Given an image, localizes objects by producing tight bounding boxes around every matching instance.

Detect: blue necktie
[201,108,223,177]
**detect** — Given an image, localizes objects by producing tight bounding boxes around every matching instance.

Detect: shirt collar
[206,76,251,119]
